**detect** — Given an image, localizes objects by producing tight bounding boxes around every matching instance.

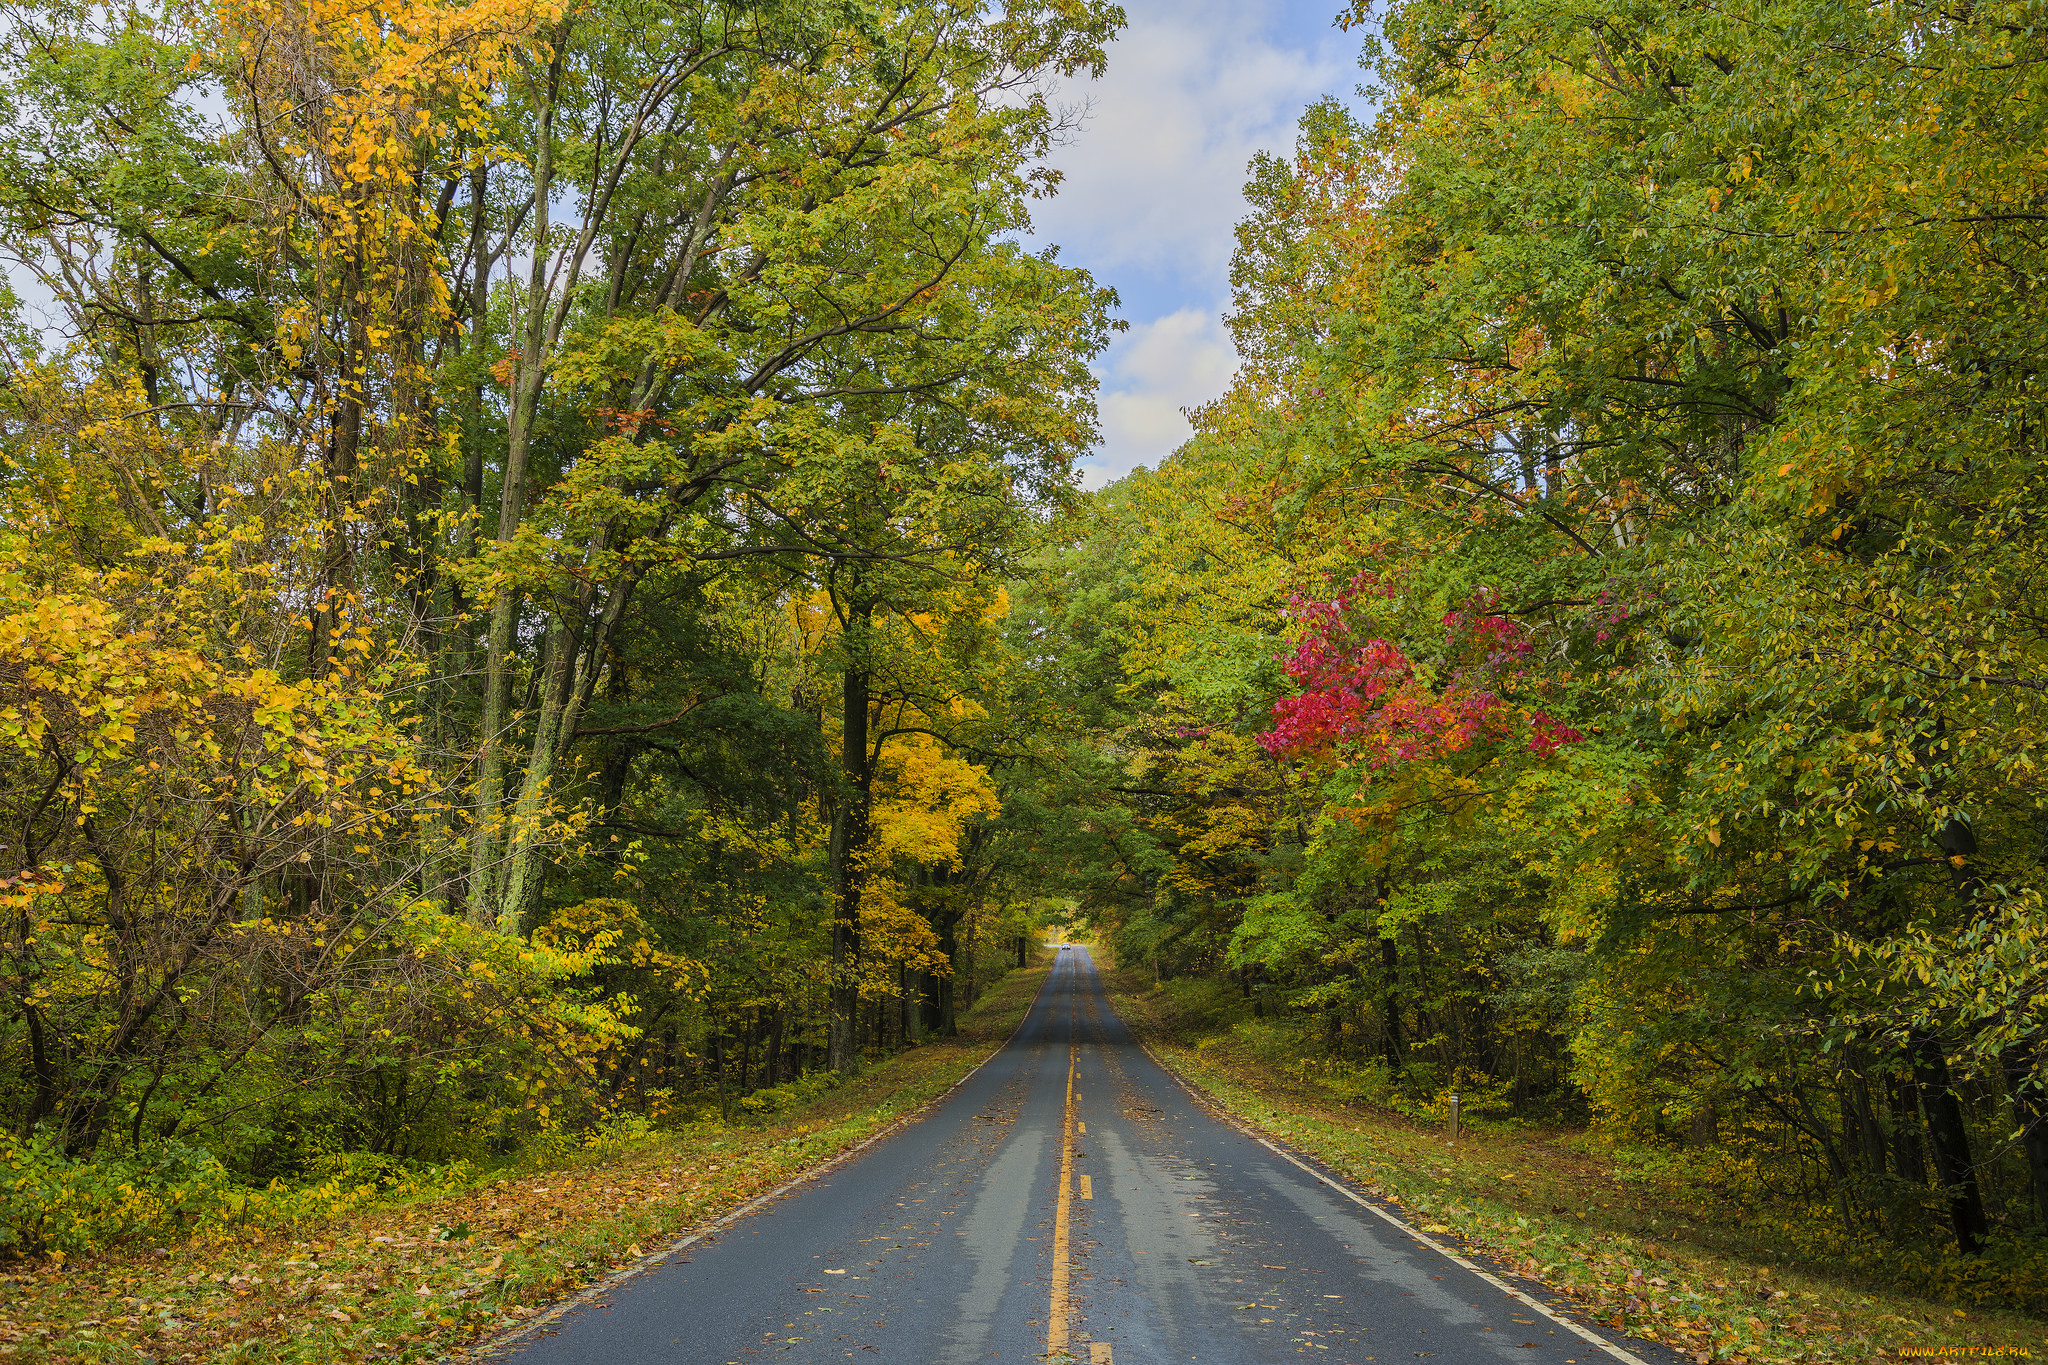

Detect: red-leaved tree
[1260,575,1581,772]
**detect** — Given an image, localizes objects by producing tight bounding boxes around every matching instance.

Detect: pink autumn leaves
[1259,576,1582,771]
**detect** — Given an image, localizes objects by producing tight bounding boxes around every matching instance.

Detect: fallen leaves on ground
[0,965,1052,1364]
[1105,973,2045,1365]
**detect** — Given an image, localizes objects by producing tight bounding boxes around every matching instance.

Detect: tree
[1014,0,2048,1260]
[460,0,1119,935]
[0,0,1118,1181]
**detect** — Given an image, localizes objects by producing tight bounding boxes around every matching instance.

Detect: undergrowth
[0,957,1053,1364]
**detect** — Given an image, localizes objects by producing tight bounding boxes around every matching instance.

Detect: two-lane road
[491,948,1671,1364]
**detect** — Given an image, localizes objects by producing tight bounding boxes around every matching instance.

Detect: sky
[1024,0,1367,489]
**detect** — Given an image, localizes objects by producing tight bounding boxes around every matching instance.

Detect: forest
[2,0,2046,1314]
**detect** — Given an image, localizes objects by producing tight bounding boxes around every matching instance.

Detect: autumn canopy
[3,0,2048,1304]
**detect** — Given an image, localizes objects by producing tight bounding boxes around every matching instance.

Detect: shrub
[0,1132,474,1259]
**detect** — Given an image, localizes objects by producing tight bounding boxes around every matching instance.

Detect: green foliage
[0,0,1115,1264]
[1004,0,2048,1272]
[734,1070,842,1119]
[0,1133,475,1259]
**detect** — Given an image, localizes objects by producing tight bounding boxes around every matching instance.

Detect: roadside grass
[1099,963,2046,1365]
[0,957,1052,1365]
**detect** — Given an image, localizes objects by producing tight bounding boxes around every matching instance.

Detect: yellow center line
[1048,1042,1078,1359]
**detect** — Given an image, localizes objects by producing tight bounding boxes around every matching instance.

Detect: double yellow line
[1048,1043,1078,1358]
[1048,961,1109,1363]
[1049,1040,1110,1362]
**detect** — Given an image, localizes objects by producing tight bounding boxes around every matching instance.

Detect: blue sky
[1025,0,1369,488]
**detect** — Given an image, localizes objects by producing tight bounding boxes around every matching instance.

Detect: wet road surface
[492,948,1674,1365]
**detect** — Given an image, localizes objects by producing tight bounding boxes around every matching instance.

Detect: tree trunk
[1889,1076,1927,1185]
[1856,1072,1888,1175]
[2001,1040,2048,1228]
[739,1009,756,1094]
[712,1028,728,1122]
[1688,1101,1718,1149]
[1912,1031,1989,1253]
[468,36,574,930]
[828,623,873,1073]
[1380,934,1405,1075]
[932,908,960,1037]
[962,913,977,1010]
[493,615,574,932]
[467,83,557,928]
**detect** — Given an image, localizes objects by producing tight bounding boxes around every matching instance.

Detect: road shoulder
[0,959,1055,1365]
[1095,959,2045,1365]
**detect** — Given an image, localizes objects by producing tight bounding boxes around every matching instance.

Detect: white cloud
[1082,309,1237,489]
[1028,0,1363,488]
[1033,1,1354,286]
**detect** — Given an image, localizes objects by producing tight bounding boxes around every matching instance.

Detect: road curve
[488,947,1676,1364]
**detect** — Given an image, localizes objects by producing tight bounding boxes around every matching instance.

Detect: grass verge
[1099,962,2045,1365]
[0,957,1052,1365]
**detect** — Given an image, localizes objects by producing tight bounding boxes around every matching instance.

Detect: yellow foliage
[870,733,998,869]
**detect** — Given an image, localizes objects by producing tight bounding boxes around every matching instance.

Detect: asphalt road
[492,948,1673,1365]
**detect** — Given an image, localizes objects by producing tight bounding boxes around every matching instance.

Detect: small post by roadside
[1447,1092,1461,1143]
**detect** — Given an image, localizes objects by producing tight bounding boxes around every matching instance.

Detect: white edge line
[1253,1138,1652,1365]
[1122,1025,1654,1365]
[452,959,1062,1362]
